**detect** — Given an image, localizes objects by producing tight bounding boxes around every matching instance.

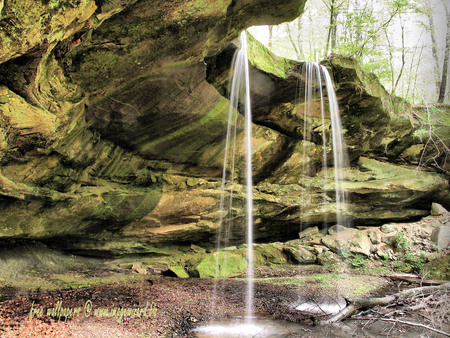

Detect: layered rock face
[0,0,448,256]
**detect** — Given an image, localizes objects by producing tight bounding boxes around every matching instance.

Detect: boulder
[381,224,398,234]
[420,254,450,280]
[299,226,319,239]
[132,263,149,275]
[321,227,372,257]
[253,243,287,266]
[167,266,190,278]
[368,229,382,244]
[431,203,448,216]
[317,251,339,265]
[431,226,450,251]
[283,245,316,264]
[190,252,247,278]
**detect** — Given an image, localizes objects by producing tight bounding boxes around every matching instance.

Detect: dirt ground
[0,266,448,337]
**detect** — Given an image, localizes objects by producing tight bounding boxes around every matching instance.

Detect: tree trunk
[438,9,450,103]
[427,11,441,95]
[330,11,338,51]
[268,26,273,49]
[392,18,406,95]
[286,23,301,60]
[325,0,336,55]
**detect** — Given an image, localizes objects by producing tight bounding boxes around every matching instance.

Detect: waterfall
[214,30,254,321]
[301,62,349,227]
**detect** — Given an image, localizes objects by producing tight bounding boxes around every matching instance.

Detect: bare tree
[323,0,347,55]
[426,8,442,95]
[392,17,406,95]
[285,22,302,60]
[438,5,449,103]
[268,26,273,49]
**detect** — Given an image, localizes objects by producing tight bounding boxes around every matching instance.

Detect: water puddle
[295,297,346,315]
[194,316,311,337]
[192,314,434,337]
[193,316,351,337]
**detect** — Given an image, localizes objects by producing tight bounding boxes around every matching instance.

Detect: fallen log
[350,317,450,337]
[320,282,450,325]
[385,274,448,286]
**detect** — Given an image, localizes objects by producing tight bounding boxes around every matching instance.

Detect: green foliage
[340,251,352,259]
[404,251,426,272]
[389,231,426,273]
[393,231,408,250]
[351,254,369,269]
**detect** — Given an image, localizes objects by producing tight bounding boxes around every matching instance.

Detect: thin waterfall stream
[301,61,349,228]
[213,30,255,322]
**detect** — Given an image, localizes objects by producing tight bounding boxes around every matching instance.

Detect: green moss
[138,95,230,163]
[54,273,144,289]
[192,251,247,278]
[79,50,120,77]
[168,265,190,278]
[350,254,369,269]
[247,33,292,79]
[254,273,387,297]
[420,254,450,280]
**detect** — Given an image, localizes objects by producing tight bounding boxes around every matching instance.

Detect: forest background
[249,0,449,104]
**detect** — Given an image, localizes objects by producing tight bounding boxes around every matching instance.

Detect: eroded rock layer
[0,0,448,255]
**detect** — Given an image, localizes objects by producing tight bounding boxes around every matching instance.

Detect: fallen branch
[350,317,450,337]
[385,274,448,286]
[320,282,450,324]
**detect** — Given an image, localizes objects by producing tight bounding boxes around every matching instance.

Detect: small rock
[317,251,339,265]
[304,237,323,245]
[186,178,197,187]
[375,249,389,260]
[382,235,395,246]
[328,224,347,236]
[283,245,316,264]
[368,229,382,244]
[119,263,133,269]
[321,236,338,251]
[168,265,190,278]
[431,226,450,251]
[349,232,372,257]
[380,223,397,233]
[285,239,300,246]
[419,230,429,239]
[431,203,448,216]
[190,244,206,253]
[132,263,148,275]
[299,226,319,239]
[313,246,325,254]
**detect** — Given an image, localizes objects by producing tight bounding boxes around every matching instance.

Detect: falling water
[300,62,348,227]
[241,31,255,322]
[214,30,254,321]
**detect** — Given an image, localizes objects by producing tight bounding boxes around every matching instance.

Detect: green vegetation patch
[254,273,388,297]
[191,251,247,278]
[247,33,292,79]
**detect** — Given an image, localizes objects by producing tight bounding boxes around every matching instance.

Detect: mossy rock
[168,265,190,278]
[240,243,287,267]
[190,251,247,278]
[420,254,450,280]
[283,245,316,264]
